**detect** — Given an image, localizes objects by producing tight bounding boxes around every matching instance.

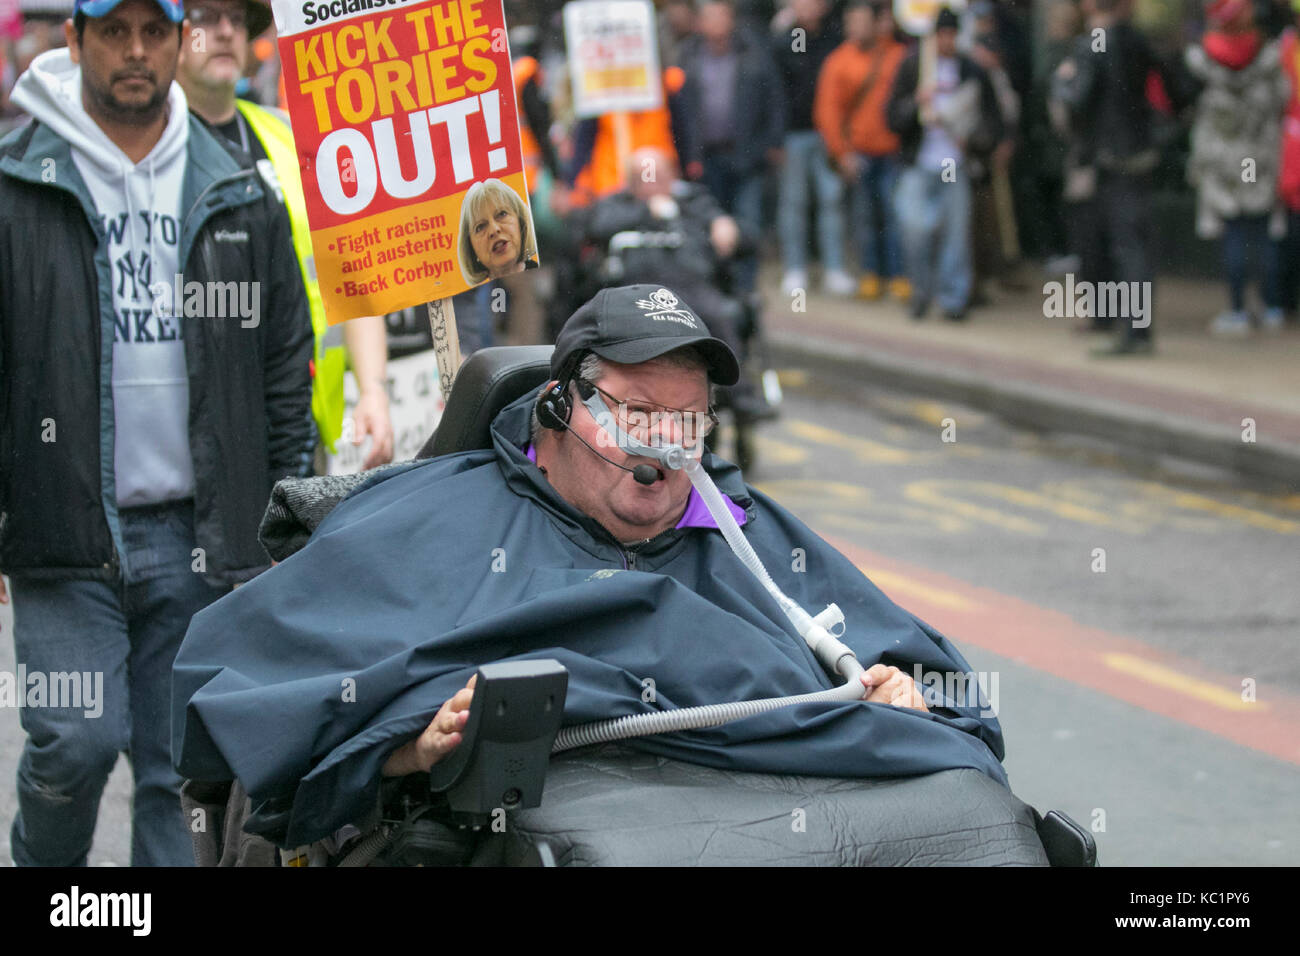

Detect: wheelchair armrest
[1034,808,1099,867]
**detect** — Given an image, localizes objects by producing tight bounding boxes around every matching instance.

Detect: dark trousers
[701,149,764,296]
[1221,214,1280,312]
[1074,171,1154,341]
[1279,210,1300,313]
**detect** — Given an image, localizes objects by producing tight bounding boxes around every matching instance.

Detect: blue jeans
[895,164,972,312]
[1279,210,1300,312]
[9,501,226,866]
[1221,214,1280,312]
[777,130,845,273]
[852,154,902,278]
[701,149,765,295]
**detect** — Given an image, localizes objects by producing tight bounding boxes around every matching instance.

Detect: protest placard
[327,348,444,474]
[563,0,662,119]
[270,0,536,324]
[894,0,967,36]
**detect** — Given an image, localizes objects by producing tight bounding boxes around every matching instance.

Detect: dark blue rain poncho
[173,389,1008,847]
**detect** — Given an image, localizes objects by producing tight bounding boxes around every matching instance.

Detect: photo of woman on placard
[456,178,539,283]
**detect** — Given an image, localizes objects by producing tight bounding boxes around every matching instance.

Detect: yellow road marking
[815,508,974,536]
[1103,653,1262,712]
[786,419,917,463]
[905,399,986,429]
[858,564,981,611]
[776,369,807,388]
[753,435,811,464]
[1134,483,1300,535]
[975,483,1129,529]
[905,479,1129,531]
[751,479,872,504]
[904,481,1047,536]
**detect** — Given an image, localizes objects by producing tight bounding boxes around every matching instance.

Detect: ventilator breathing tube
[551,416,866,754]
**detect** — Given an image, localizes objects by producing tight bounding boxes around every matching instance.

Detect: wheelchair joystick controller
[426,659,568,827]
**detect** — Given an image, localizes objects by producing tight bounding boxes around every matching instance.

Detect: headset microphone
[560,419,663,485]
[536,380,663,485]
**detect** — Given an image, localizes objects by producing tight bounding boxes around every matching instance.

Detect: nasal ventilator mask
[552,392,868,752]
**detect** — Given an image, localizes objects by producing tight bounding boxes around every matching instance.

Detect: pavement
[759,267,1300,486]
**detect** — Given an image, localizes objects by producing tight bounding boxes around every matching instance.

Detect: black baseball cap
[551,285,740,386]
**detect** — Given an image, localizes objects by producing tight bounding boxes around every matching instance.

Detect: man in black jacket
[886,6,1003,320]
[1051,0,1184,354]
[677,0,786,296]
[0,0,312,866]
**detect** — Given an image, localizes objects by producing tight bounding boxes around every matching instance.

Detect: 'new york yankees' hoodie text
[12,49,193,507]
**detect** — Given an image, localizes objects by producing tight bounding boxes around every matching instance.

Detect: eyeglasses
[579,379,718,448]
[188,4,248,29]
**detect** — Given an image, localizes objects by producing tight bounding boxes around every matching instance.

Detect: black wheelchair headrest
[417,346,555,459]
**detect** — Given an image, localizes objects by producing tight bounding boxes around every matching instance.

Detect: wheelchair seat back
[417,345,554,459]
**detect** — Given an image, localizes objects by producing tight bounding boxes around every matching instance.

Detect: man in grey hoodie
[0,0,314,865]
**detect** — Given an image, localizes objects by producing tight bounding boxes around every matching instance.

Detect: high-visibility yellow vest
[236,100,347,451]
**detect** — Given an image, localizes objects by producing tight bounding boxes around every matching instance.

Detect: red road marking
[825,534,1300,766]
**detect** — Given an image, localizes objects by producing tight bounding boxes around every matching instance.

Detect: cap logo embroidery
[634,288,698,328]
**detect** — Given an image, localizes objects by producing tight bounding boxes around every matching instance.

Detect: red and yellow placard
[272,0,534,322]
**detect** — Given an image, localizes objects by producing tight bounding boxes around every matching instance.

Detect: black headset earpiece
[536,380,571,430]
[537,352,591,430]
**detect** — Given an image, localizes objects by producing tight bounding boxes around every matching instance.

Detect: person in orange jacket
[566,68,690,210]
[814,0,908,302]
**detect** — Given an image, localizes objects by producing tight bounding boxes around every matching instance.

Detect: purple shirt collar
[525,443,747,529]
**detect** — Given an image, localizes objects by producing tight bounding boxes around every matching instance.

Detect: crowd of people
[507,0,1300,351]
[8,0,1300,351]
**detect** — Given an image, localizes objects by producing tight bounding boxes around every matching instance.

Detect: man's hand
[341,315,393,469]
[838,152,864,182]
[993,139,1016,171]
[970,44,999,72]
[381,674,477,777]
[709,215,740,258]
[549,182,573,217]
[860,664,929,712]
[351,386,394,469]
[647,193,680,219]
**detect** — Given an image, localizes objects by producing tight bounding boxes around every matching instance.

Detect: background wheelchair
[542,207,779,473]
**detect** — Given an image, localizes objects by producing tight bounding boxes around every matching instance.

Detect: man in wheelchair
[173,284,1089,866]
